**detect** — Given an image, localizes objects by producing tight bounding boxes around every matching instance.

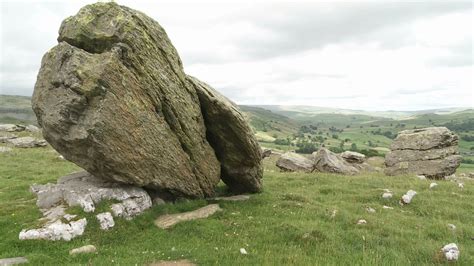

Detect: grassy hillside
[0,145,473,265]
[0,94,36,125]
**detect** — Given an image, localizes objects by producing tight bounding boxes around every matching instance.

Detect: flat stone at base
[69,245,97,255]
[149,259,196,266]
[210,195,250,201]
[155,204,222,229]
[0,257,28,266]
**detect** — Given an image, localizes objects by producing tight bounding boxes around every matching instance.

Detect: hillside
[0,94,36,125]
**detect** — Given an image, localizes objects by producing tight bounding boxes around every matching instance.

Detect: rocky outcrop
[188,76,262,193]
[385,127,461,178]
[0,124,25,132]
[312,148,358,175]
[276,152,314,172]
[341,151,365,164]
[31,2,262,198]
[6,137,47,148]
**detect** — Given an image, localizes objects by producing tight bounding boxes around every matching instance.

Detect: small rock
[155,204,222,229]
[382,205,394,209]
[69,245,97,255]
[447,224,456,230]
[261,148,272,159]
[366,207,376,213]
[149,260,196,266]
[19,218,87,241]
[382,192,393,199]
[458,183,464,189]
[441,243,459,261]
[210,195,251,201]
[429,183,438,189]
[0,147,12,153]
[416,175,426,180]
[96,212,115,230]
[459,173,466,177]
[25,125,40,132]
[357,219,367,225]
[63,214,77,221]
[0,257,28,265]
[239,248,248,255]
[330,209,337,219]
[58,155,65,160]
[400,190,417,205]
[6,137,47,148]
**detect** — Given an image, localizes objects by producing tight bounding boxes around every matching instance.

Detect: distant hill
[0,94,36,125]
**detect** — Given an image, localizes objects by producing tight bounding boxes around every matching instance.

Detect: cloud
[0,0,472,111]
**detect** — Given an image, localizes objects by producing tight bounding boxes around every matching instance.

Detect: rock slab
[385,127,461,178]
[276,152,314,172]
[32,2,261,198]
[155,204,222,229]
[0,257,28,266]
[313,148,358,175]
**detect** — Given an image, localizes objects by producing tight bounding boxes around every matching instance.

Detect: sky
[0,0,472,111]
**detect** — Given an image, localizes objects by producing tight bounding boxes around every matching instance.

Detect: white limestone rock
[401,190,417,205]
[96,212,115,230]
[69,245,97,255]
[441,243,459,261]
[19,218,87,241]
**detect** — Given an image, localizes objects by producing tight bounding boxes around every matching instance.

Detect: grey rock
[341,151,366,164]
[385,127,461,179]
[31,171,152,218]
[0,147,12,153]
[276,152,314,172]
[6,137,47,148]
[261,148,272,159]
[155,204,222,229]
[188,76,263,193]
[0,257,28,266]
[0,133,16,143]
[69,245,97,255]
[313,148,358,175]
[25,125,40,132]
[96,212,114,230]
[210,195,251,201]
[31,2,261,198]
[19,218,87,241]
[0,124,25,132]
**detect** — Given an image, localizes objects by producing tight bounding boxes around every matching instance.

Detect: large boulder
[341,151,366,164]
[276,152,314,172]
[385,127,461,178]
[312,148,358,175]
[32,3,262,198]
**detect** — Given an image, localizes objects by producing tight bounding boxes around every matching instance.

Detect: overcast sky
[0,0,472,111]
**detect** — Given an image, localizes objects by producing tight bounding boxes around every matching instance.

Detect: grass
[0,145,473,265]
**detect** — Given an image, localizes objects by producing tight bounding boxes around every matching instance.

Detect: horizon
[1,0,473,111]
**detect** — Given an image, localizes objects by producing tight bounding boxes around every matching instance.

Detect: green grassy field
[1,145,473,265]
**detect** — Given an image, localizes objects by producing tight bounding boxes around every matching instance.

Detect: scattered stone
[261,148,272,159]
[19,218,87,241]
[469,172,474,178]
[58,155,65,160]
[63,214,77,221]
[210,195,250,201]
[429,183,438,189]
[69,245,97,255]
[382,192,393,199]
[25,125,40,132]
[312,148,358,175]
[357,219,367,225]
[0,147,12,153]
[32,2,262,198]
[0,124,25,132]
[366,207,376,213]
[149,260,196,266]
[6,137,47,148]
[330,209,338,219]
[416,175,426,180]
[458,183,464,189]
[30,171,152,219]
[96,212,115,230]
[155,204,222,229]
[276,152,314,172]
[0,257,28,265]
[341,151,366,164]
[239,248,248,255]
[382,205,394,209]
[385,127,462,179]
[459,173,466,177]
[447,224,456,230]
[400,190,417,205]
[441,243,459,261]
[0,133,16,143]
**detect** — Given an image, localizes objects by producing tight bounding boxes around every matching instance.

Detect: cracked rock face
[385,127,461,178]
[32,2,262,198]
